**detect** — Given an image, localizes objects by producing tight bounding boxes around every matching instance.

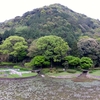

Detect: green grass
[22,73,37,77]
[90,70,100,76]
[0,62,17,66]
[0,69,37,78]
[46,71,81,76]
[2,73,37,78]
[8,74,20,78]
[0,68,9,70]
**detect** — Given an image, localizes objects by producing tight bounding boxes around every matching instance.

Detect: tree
[64,56,80,69]
[27,40,39,57]
[80,57,93,70]
[0,36,28,62]
[30,56,50,69]
[77,37,100,66]
[28,35,69,67]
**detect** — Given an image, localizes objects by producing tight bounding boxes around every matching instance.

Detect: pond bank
[47,73,100,81]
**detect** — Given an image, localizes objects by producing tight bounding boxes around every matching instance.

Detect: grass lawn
[46,71,81,76]
[0,62,17,66]
[8,73,37,78]
[0,68,37,78]
[22,73,37,77]
[90,70,100,76]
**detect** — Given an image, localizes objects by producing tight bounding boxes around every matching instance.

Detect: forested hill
[1,3,100,49]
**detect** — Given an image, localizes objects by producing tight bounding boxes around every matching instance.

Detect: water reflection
[0,76,100,100]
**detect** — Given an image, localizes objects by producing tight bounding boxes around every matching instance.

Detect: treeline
[0,35,99,70]
[0,25,79,57]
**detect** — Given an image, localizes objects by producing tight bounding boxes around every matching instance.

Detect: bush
[0,62,16,66]
[67,69,76,73]
[13,65,29,71]
[19,67,29,71]
[77,66,82,71]
[56,68,64,73]
[24,62,32,68]
[80,57,93,70]
[42,68,50,74]
[13,65,21,69]
[64,56,80,69]
[50,68,56,73]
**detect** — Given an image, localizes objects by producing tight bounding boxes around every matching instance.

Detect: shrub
[19,67,29,71]
[0,62,16,66]
[56,68,64,73]
[24,62,32,68]
[77,66,82,71]
[42,68,50,74]
[13,65,29,71]
[67,69,76,73]
[13,65,21,69]
[50,68,56,73]
[80,57,93,70]
[64,56,80,69]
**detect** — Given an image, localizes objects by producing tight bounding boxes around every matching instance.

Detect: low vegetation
[90,70,100,76]
[0,68,37,78]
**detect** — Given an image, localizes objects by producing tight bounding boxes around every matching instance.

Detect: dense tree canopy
[29,56,50,69]
[28,35,69,65]
[77,37,99,56]
[0,36,28,62]
[64,56,80,68]
[77,37,100,66]
[80,57,93,70]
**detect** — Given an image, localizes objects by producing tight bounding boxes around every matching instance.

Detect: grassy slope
[90,70,100,76]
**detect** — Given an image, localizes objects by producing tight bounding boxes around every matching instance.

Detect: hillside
[0,3,100,51]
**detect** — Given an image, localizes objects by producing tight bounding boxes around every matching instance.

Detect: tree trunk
[50,60,52,68]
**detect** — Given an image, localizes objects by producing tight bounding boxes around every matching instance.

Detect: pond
[0,76,100,100]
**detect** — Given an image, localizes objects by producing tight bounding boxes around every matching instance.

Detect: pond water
[0,76,100,100]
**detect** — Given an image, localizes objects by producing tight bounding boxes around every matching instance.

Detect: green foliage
[0,36,28,62]
[28,35,69,63]
[66,69,77,73]
[30,56,44,67]
[41,68,50,74]
[13,65,21,69]
[49,68,56,73]
[65,56,74,61]
[56,68,64,73]
[80,57,93,70]
[0,62,16,66]
[30,56,50,67]
[77,37,100,66]
[13,65,29,71]
[78,36,90,40]
[64,56,80,68]
[24,62,32,68]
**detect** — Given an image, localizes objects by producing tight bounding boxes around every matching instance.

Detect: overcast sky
[0,0,100,22]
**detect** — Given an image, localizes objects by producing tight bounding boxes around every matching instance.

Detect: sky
[0,0,100,22]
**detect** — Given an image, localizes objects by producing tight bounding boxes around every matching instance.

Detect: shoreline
[47,73,100,80]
